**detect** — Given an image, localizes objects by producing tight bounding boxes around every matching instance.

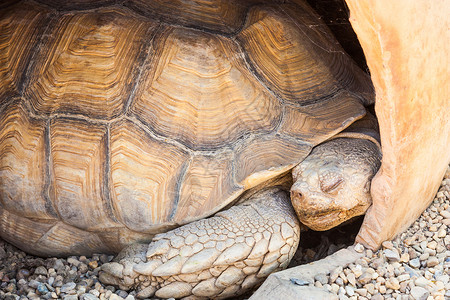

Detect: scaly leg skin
[100,187,300,299]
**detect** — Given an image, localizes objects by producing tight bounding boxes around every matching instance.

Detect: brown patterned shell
[0,0,373,256]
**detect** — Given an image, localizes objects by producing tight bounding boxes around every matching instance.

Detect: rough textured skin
[100,188,300,299]
[291,137,382,230]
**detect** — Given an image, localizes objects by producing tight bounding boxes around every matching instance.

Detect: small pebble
[385,277,400,290]
[354,243,364,253]
[88,261,98,270]
[397,274,410,282]
[440,210,450,219]
[414,276,429,288]
[410,258,421,268]
[410,286,430,300]
[384,249,400,262]
[109,294,125,300]
[116,290,129,298]
[34,266,47,276]
[426,256,439,267]
[400,252,410,263]
[357,272,372,285]
[37,283,49,295]
[345,285,355,296]
[314,273,328,285]
[81,293,100,300]
[60,282,76,294]
[355,288,367,296]
[381,241,393,249]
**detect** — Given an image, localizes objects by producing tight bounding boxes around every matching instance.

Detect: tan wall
[345,0,450,249]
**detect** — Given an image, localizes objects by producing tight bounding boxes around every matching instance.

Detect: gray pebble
[67,257,81,267]
[290,278,310,286]
[409,258,421,268]
[34,266,47,276]
[383,249,400,262]
[81,293,100,300]
[410,286,430,300]
[99,254,111,264]
[116,290,128,298]
[53,259,65,272]
[105,285,116,292]
[314,273,328,285]
[47,277,55,286]
[36,283,49,295]
[60,282,76,294]
[344,285,354,296]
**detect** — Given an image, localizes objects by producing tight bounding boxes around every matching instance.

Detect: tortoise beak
[290,185,337,230]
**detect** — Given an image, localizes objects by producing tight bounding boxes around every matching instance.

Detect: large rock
[346,0,450,249]
[250,247,363,300]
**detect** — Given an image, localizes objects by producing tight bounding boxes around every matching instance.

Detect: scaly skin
[291,137,382,230]
[100,188,300,299]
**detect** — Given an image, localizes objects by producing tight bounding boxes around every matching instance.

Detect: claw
[133,260,161,275]
[146,238,170,258]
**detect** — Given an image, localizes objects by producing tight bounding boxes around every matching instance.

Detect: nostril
[291,189,303,200]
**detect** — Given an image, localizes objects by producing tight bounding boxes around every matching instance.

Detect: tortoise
[0,0,382,298]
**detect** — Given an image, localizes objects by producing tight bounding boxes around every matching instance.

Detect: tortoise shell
[0,0,373,256]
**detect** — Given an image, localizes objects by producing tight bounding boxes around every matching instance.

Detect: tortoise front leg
[100,188,300,299]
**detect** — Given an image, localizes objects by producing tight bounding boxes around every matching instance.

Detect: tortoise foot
[100,188,300,299]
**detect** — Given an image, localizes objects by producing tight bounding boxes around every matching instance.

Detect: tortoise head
[290,137,381,231]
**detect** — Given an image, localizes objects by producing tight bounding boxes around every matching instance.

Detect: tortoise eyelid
[320,177,344,193]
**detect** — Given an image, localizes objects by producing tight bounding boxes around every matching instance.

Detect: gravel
[0,165,449,300]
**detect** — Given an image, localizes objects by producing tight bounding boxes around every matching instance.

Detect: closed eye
[320,175,344,193]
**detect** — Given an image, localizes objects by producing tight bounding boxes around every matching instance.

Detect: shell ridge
[101,123,120,223]
[124,0,255,38]
[122,23,163,116]
[231,34,286,108]
[16,6,57,99]
[42,118,59,219]
[124,115,193,155]
[168,159,192,222]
